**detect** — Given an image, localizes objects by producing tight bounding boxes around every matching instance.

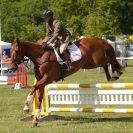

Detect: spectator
[2,50,8,60]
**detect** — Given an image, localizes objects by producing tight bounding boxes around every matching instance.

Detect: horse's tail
[104,40,123,72]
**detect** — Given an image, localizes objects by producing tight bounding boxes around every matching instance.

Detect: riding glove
[42,40,48,49]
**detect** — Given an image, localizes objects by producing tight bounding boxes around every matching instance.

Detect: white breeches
[60,41,69,54]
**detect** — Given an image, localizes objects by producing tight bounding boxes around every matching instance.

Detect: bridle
[12,45,25,69]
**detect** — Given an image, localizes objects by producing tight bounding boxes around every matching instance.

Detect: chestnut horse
[9,37,122,127]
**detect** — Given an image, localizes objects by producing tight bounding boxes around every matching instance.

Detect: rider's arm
[48,21,62,43]
[45,24,52,42]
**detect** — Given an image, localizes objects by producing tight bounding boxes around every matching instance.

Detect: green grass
[0,61,133,133]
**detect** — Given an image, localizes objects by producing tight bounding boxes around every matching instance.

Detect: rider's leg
[60,43,74,70]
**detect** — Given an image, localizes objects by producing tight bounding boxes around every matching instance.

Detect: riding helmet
[43,10,53,17]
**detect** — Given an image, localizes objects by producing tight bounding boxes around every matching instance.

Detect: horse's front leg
[23,84,43,114]
[32,88,44,127]
[24,75,51,127]
[23,86,35,113]
[23,67,42,114]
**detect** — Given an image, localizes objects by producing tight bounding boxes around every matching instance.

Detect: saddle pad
[68,43,82,62]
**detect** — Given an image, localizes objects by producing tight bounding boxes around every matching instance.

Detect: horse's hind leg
[110,63,120,80]
[110,60,123,80]
[103,65,111,81]
[103,64,119,81]
[105,43,123,80]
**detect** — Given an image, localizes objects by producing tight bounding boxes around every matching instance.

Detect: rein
[42,46,57,63]
[42,46,65,81]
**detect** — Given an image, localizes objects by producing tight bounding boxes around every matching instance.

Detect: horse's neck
[22,42,44,63]
[21,42,57,65]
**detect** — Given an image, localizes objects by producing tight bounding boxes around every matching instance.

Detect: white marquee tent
[0,41,11,49]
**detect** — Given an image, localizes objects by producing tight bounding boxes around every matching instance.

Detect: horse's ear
[13,38,20,51]
[9,37,15,43]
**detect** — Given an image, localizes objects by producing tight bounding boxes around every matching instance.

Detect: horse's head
[8,38,25,71]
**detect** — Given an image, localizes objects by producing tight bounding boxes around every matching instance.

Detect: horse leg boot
[62,51,74,71]
[32,108,41,127]
[23,94,32,113]
[23,87,35,113]
[32,88,44,127]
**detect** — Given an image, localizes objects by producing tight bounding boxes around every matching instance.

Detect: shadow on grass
[64,115,133,124]
[40,114,133,124]
[20,114,133,126]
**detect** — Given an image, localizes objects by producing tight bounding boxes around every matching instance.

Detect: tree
[117,0,133,34]
[1,0,46,41]
[1,0,133,41]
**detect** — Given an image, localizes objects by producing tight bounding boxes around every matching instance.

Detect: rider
[42,9,73,70]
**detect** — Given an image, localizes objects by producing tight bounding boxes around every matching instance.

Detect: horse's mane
[20,41,54,52]
[21,41,41,47]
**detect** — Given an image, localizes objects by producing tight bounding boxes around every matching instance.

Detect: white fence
[32,83,133,115]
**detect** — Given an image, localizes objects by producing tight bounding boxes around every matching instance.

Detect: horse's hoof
[110,77,119,81]
[118,71,123,76]
[32,122,38,127]
[23,109,30,114]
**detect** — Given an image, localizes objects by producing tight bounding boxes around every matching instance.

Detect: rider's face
[44,16,51,23]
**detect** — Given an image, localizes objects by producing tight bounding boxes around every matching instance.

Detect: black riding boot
[62,51,74,71]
